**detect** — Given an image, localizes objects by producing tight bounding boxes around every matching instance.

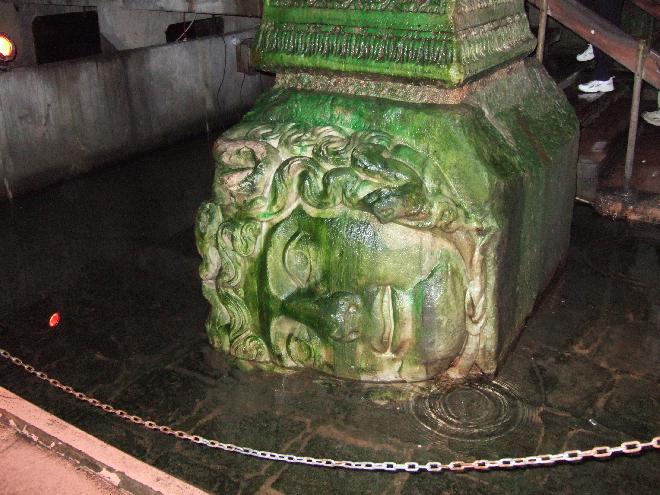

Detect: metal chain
[1,347,658,473]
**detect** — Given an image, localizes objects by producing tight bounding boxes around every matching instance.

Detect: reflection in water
[580,233,660,291]
[1,134,657,492]
[409,380,535,442]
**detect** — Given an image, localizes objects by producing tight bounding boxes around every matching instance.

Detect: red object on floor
[48,313,60,328]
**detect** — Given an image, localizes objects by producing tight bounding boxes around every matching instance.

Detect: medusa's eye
[283,230,313,288]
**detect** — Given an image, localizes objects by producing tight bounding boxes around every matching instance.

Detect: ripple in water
[410,380,533,442]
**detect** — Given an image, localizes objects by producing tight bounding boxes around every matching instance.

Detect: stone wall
[0,33,272,198]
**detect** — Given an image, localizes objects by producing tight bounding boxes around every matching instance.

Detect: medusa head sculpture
[196,120,498,382]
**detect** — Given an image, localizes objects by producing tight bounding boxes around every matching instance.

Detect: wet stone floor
[0,137,658,494]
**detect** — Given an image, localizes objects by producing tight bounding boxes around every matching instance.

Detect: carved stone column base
[196,59,578,382]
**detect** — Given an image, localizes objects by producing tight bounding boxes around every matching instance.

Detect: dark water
[1,136,658,494]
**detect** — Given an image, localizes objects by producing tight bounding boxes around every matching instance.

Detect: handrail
[528,0,660,88]
[632,0,660,20]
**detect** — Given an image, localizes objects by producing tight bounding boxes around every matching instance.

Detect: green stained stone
[255,0,536,86]
[196,2,578,383]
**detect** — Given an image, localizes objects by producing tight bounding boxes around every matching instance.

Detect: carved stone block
[196,1,578,382]
[255,0,536,85]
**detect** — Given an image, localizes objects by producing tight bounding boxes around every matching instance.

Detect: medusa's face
[261,207,468,382]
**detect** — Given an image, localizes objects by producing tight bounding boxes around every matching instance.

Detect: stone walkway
[0,135,658,494]
[0,422,123,495]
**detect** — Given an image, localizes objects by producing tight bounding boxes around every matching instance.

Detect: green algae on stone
[196,0,577,382]
[255,0,536,86]
[196,58,578,382]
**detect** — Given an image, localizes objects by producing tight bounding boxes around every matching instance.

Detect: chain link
[1,347,658,473]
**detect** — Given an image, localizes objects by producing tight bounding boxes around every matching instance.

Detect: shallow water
[0,136,658,494]
[409,380,534,443]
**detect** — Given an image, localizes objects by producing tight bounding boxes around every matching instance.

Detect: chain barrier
[1,347,658,473]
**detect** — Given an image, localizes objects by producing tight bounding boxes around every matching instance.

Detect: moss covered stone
[197,2,578,382]
[255,0,536,86]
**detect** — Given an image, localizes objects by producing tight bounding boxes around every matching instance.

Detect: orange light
[0,33,16,62]
[48,312,61,328]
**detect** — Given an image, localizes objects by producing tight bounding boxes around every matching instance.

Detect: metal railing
[530,0,659,200]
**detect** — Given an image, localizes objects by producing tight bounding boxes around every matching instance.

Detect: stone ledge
[594,192,660,224]
[0,386,209,495]
[276,59,525,105]
[1,1,263,17]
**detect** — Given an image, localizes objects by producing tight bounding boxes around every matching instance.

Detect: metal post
[623,39,648,196]
[536,0,549,63]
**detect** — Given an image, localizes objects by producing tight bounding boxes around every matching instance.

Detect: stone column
[196,0,578,383]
